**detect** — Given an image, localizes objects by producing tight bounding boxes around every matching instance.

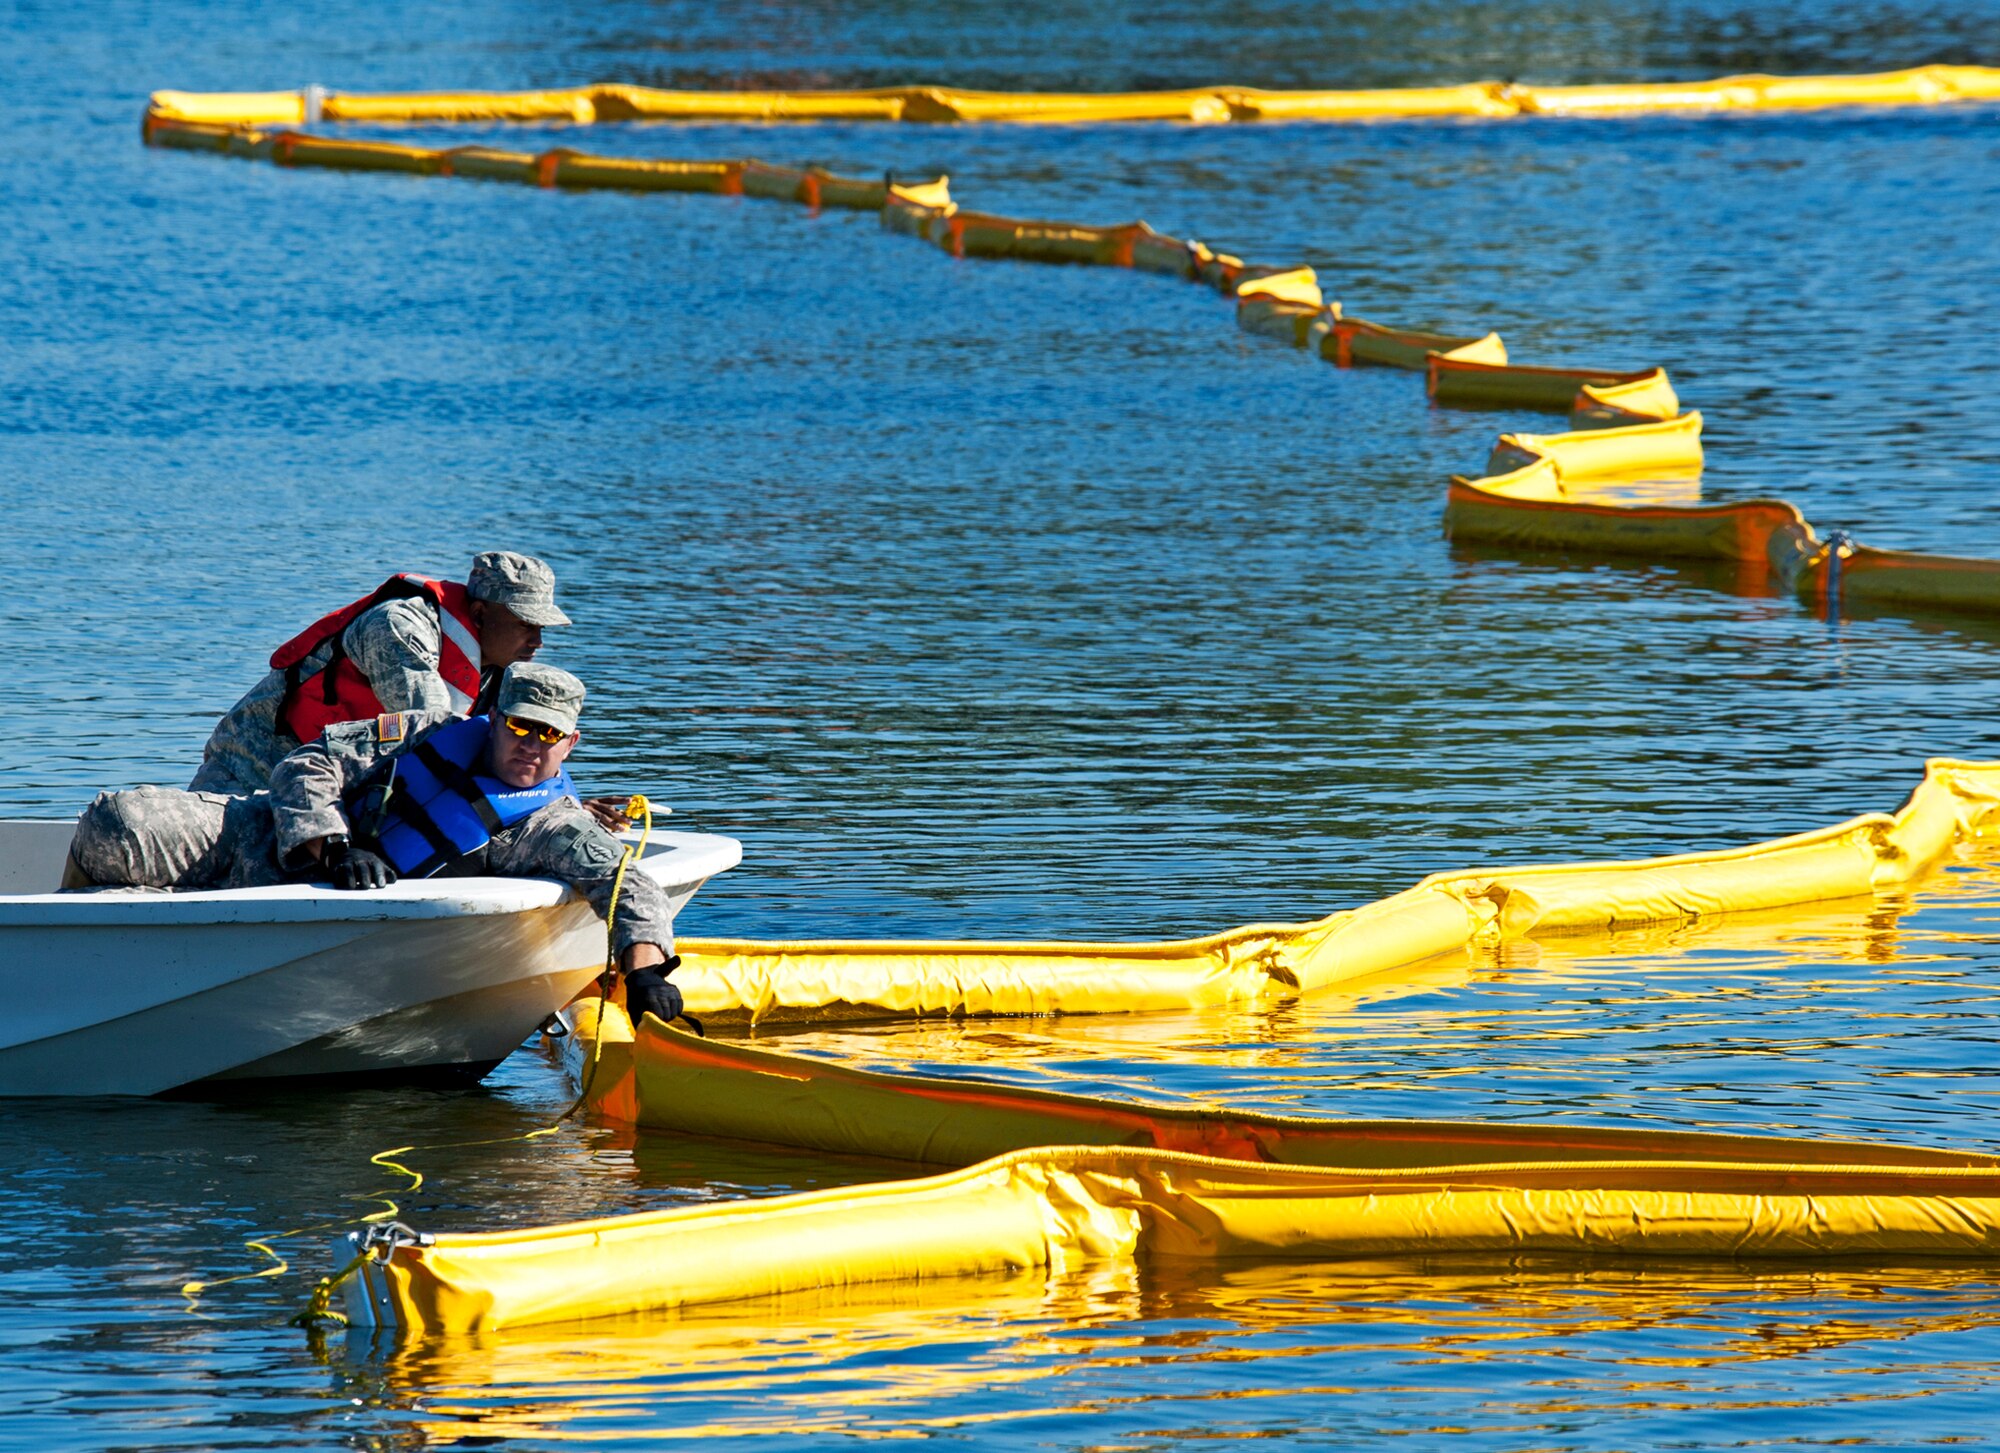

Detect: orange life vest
[271,575,482,743]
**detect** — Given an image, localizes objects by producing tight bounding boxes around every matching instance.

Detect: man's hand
[621,945,693,1030]
[323,838,398,891]
[581,797,630,833]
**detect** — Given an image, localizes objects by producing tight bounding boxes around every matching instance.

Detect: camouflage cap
[496,661,586,735]
[467,551,571,627]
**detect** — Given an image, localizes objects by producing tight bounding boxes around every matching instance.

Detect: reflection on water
[8,0,2000,1447]
[358,1260,2000,1446]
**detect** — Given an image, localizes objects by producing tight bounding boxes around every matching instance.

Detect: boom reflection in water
[349,1260,2000,1444]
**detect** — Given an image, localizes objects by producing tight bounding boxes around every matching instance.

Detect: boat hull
[0,823,740,1096]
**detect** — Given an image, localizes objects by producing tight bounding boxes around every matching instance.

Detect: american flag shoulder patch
[376,712,407,743]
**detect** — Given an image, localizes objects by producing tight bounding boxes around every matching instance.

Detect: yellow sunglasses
[502,714,568,745]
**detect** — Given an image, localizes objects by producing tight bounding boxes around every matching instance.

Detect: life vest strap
[414,738,505,836]
[320,632,346,707]
[375,788,463,879]
[276,627,355,745]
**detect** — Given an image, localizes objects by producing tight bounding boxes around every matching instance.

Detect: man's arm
[268,710,449,868]
[345,597,456,715]
[488,803,673,971]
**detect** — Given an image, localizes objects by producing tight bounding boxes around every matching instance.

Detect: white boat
[0,818,740,1096]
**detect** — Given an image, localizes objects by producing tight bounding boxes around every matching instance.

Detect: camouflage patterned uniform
[188,596,479,796]
[70,711,670,958]
[67,786,286,891]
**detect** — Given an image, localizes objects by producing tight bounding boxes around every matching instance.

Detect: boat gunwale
[0,824,742,925]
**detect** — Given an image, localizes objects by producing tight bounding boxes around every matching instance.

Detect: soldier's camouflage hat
[467,551,571,627]
[496,662,586,735]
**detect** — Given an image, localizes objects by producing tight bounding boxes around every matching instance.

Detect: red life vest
[271,575,483,744]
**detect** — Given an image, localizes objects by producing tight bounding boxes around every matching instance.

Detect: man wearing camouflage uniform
[188,551,569,796]
[69,663,684,1020]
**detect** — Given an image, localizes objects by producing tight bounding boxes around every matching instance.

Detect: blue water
[5,1,2000,1446]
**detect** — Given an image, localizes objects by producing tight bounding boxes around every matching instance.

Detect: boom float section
[344,1139,2000,1334]
[140,71,2000,624]
[653,759,2000,1021]
[612,1016,2000,1172]
[140,117,946,208]
[148,66,2000,127]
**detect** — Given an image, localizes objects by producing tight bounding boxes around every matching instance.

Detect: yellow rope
[565,794,652,1118]
[181,1141,422,1311]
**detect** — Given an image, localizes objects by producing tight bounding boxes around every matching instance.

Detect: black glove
[323,837,398,891]
[624,955,700,1033]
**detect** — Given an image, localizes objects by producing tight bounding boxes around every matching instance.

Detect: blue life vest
[367,716,577,878]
